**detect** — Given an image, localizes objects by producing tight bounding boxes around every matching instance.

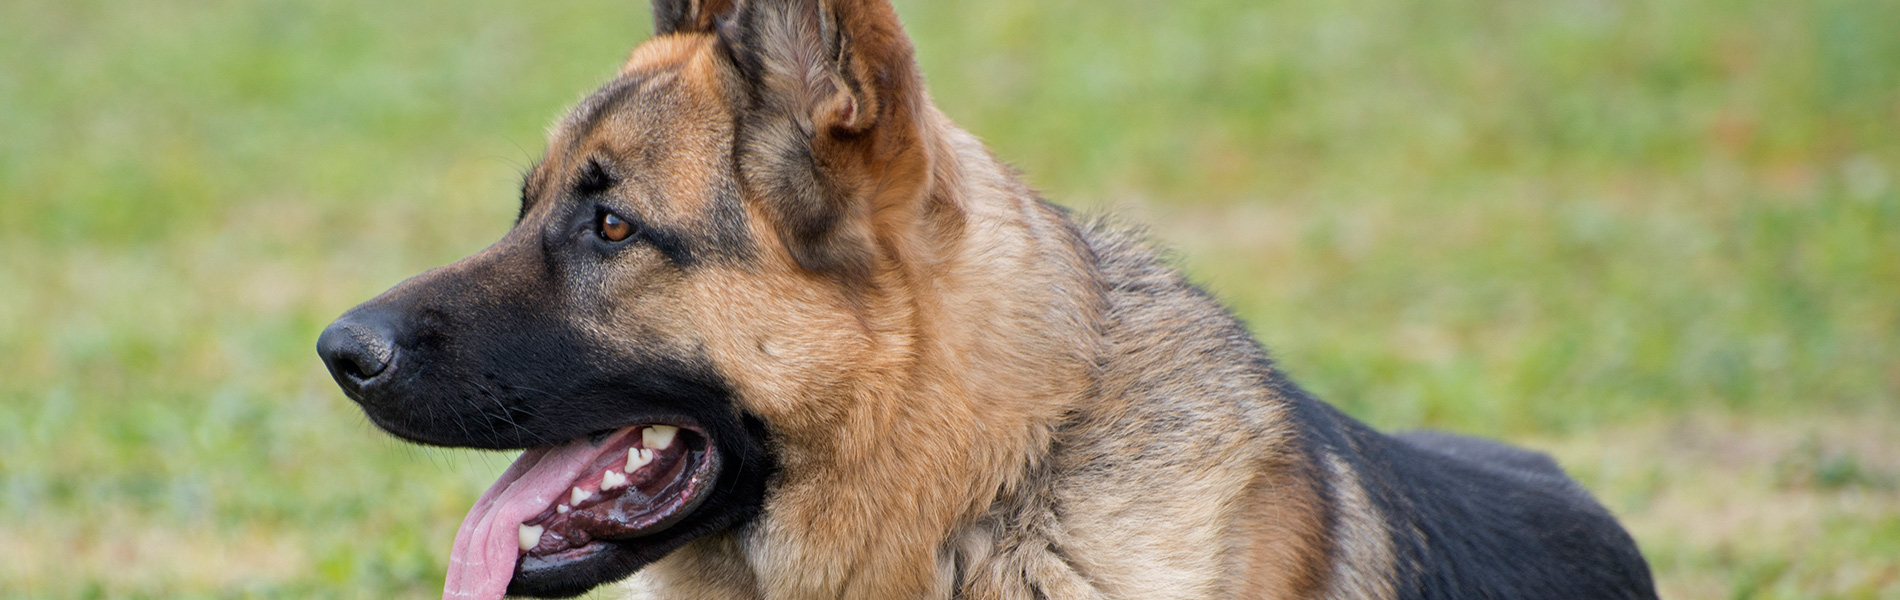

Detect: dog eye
[598,212,635,243]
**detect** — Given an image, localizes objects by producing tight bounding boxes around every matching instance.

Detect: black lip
[516,542,614,586]
[506,514,733,598]
[510,541,629,598]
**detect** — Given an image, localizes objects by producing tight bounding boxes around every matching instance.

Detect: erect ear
[725,0,919,134]
[723,0,933,286]
[651,0,738,35]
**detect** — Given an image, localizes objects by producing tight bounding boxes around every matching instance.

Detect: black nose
[317,315,398,395]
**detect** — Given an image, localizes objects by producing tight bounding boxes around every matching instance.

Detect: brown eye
[599,212,634,242]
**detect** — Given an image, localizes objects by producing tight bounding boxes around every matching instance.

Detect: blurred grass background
[1,0,1896,597]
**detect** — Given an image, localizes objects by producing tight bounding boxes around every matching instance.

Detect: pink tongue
[443,439,609,600]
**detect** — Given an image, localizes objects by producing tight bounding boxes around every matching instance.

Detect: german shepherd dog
[316,1,1657,598]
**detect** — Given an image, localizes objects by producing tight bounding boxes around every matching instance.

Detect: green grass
[2,0,1896,597]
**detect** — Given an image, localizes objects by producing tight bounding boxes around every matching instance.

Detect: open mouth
[444,424,719,599]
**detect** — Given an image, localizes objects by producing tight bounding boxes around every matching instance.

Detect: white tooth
[626,448,653,472]
[602,469,627,490]
[643,425,678,450]
[571,486,592,506]
[556,505,570,514]
[519,524,544,551]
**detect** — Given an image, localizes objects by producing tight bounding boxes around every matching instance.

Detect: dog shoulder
[1033,220,1372,599]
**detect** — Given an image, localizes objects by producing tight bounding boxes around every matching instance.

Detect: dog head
[317,0,952,597]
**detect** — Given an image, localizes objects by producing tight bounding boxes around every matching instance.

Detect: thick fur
[318,0,1658,598]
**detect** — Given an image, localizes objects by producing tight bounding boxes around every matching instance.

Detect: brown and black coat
[319,1,1658,598]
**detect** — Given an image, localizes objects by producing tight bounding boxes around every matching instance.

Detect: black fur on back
[1352,416,1656,598]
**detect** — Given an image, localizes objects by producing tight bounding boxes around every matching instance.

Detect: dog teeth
[571,486,593,506]
[643,425,678,450]
[601,469,628,490]
[556,504,570,514]
[519,524,544,551]
[626,448,654,472]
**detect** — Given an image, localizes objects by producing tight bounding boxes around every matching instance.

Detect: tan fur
[1318,454,1399,600]
[505,1,1401,598]
[1231,453,1334,598]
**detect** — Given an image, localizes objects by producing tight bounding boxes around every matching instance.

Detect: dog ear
[724,0,932,286]
[652,0,738,35]
[723,0,906,133]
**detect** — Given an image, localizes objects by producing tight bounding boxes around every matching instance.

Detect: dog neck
[727,103,1105,599]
